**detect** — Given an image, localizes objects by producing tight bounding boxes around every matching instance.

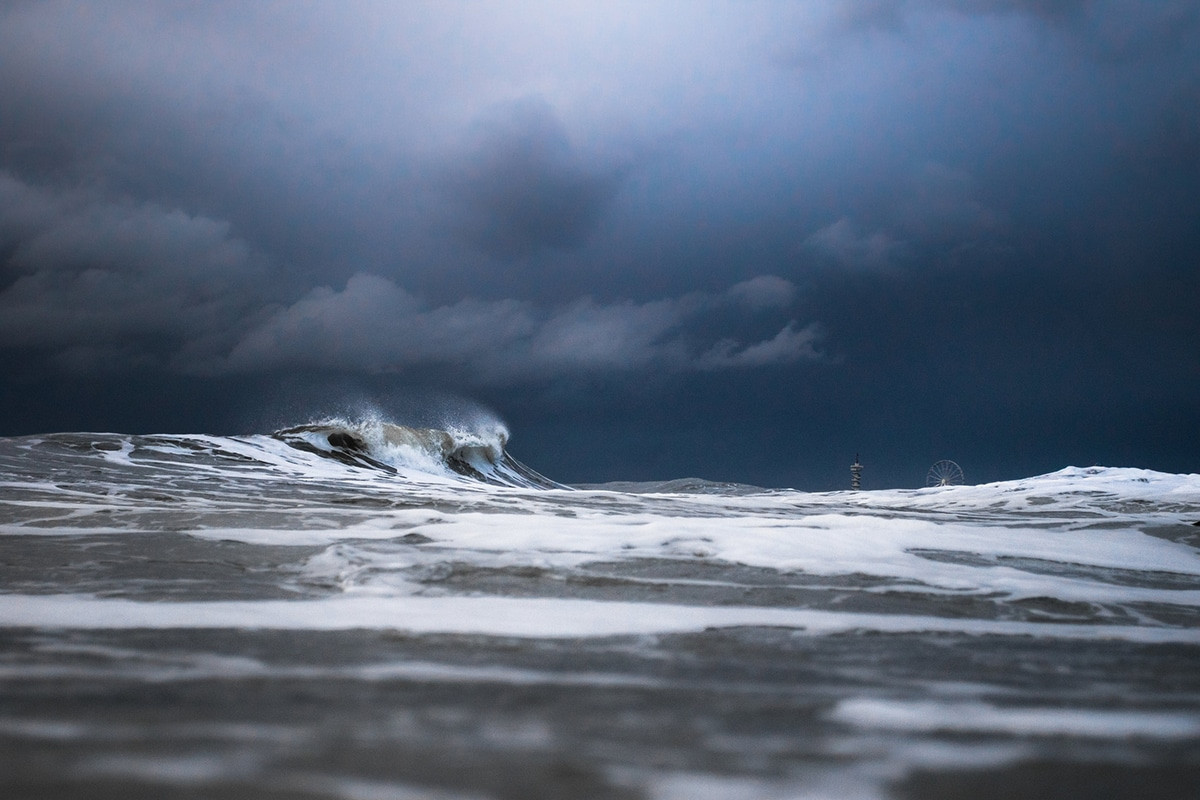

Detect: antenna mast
[850,454,862,491]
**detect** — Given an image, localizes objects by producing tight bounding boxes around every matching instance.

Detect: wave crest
[272,419,561,489]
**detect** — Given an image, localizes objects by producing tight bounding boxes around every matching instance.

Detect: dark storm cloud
[447,98,625,259]
[0,2,418,283]
[0,162,811,379]
[941,0,1091,22]
[803,163,1001,273]
[217,274,817,382]
[0,2,1197,485]
[805,219,905,273]
[0,172,268,370]
[836,0,1192,38]
[951,0,1200,62]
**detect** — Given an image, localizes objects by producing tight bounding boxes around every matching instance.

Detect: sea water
[1,421,1198,799]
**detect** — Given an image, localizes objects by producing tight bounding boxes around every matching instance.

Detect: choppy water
[2,424,1199,799]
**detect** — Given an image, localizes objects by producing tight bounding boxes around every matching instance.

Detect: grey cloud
[0,4,409,280]
[219,273,815,382]
[807,0,1199,64]
[222,274,537,377]
[941,0,1200,62]
[0,173,265,366]
[830,0,910,36]
[897,163,1000,245]
[942,0,1091,23]
[725,276,797,309]
[1080,2,1200,64]
[805,218,904,273]
[1,178,252,282]
[804,163,1001,272]
[447,98,625,260]
[781,0,1057,62]
[0,1,1195,486]
[526,296,698,371]
[698,322,822,369]
[1151,80,1200,166]
[0,165,815,381]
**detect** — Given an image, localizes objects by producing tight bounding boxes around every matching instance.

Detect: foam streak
[2,594,1198,643]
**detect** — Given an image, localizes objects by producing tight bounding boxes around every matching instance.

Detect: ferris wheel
[926,460,964,487]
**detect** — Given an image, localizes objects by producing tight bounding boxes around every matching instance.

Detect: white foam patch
[0,717,304,745]
[95,438,137,467]
[643,771,880,800]
[181,512,451,546]
[5,444,1199,620]
[2,594,1198,643]
[349,661,662,688]
[435,510,1200,578]
[0,718,95,740]
[280,537,1200,612]
[829,698,1200,739]
[80,752,263,783]
[235,508,1200,610]
[288,775,494,800]
[0,656,661,690]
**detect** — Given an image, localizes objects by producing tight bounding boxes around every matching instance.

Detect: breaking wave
[272,419,565,489]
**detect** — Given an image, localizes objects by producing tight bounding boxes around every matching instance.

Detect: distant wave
[575,477,770,495]
[272,420,565,489]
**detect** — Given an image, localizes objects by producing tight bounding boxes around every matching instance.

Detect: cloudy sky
[1,1,1197,487]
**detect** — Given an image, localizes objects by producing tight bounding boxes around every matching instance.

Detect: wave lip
[272,421,564,489]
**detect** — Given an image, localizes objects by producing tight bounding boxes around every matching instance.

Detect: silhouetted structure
[926,460,964,487]
[851,455,863,491]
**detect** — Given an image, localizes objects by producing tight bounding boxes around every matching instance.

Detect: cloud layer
[221,274,817,381]
[0,172,812,381]
[0,1,1197,485]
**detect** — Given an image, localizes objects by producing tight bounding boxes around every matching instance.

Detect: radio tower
[850,454,863,491]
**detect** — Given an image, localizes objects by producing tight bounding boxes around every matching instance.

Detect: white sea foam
[0,656,658,690]
[2,594,1197,643]
[3,433,1198,629]
[829,698,1200,739]
[1,433,1198,798]
[643,771,879,800]
[242,505,1200,613]
[80,752,263,783]
[285,775,494,800]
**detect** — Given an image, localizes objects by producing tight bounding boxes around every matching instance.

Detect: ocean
[1,420,1198,799]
